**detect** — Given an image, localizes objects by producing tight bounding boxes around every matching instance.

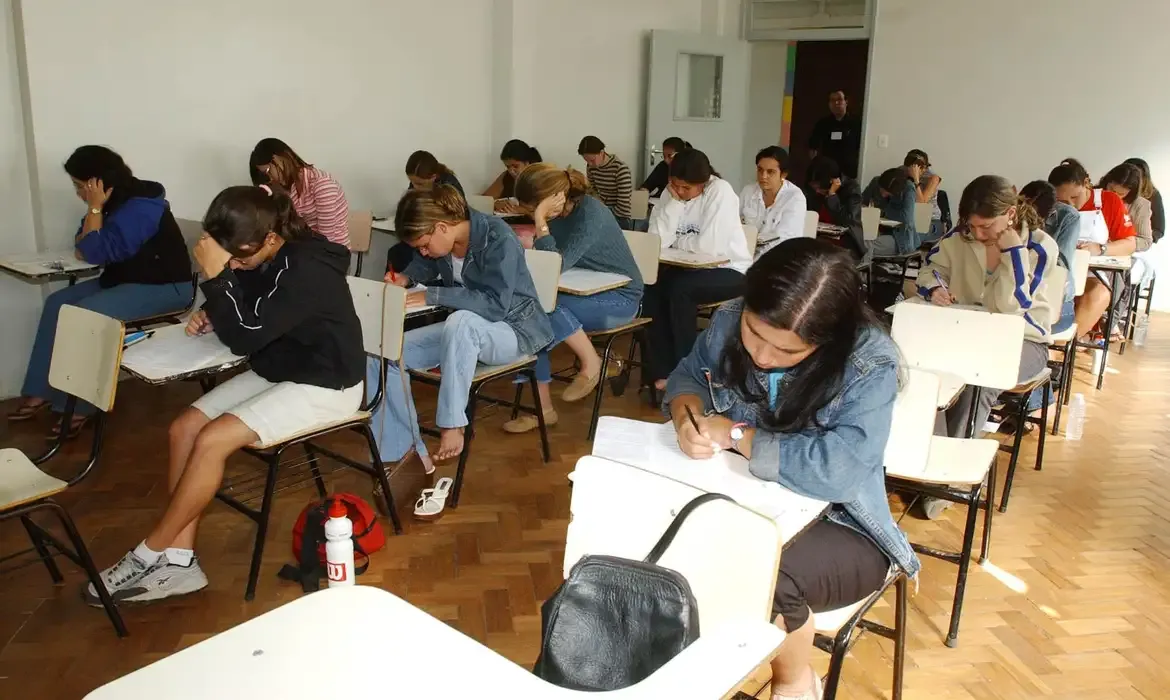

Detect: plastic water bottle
[324,500,355,588]
[1066,393,1086,441]
[1134,313,1150,347]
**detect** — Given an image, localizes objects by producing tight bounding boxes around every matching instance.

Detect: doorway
[787,39,869,187]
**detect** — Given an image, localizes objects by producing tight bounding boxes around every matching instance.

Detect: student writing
[405,150,466,198]
[482,139,541,211]
[250,138,350,248]
[578,135,634,229]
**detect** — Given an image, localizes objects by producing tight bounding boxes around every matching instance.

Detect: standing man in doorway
[808,89,862,179]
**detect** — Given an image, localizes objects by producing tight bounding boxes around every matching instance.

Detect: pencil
[684,405,702,433]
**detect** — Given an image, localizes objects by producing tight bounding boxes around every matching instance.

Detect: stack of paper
[121,325,243,383]
[558,269,632,294]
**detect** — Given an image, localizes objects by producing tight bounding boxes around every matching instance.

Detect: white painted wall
[742,40,789,185]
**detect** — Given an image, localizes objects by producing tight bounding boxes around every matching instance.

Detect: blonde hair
[392,184,468,242]
[958,175,1042,239]
[514,163,590,208]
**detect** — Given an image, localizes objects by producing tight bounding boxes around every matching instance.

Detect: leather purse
[532,493,733,690]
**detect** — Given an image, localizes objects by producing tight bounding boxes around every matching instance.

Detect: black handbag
[532,493,733,690]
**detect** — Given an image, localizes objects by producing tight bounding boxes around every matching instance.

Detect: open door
[645,30,750,191]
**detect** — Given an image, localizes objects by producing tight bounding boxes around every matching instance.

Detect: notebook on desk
[121,324,244,384]
[404,283,440,316]
[558,269,632,294]
[659,249,729,267]
[591,417,827,527]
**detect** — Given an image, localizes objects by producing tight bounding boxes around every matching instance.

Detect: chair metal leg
[892,575,908,700]
[358,424,402,534]
[1062,341,1077,406]
[1035,381,1051,471]
[244,452,282,601]
[529,371,551,462]
[587,333,621,441]
[45,501,128,637]
[450,387,480,508]
[304,443,327,498]
[1052,345,1070,436]
[998,397,1026,513]
[21,514,63,583]
[509,382,524,421]
[609,330,640,397]
[947,482,983,648]
[821,629,850,700]
[981,458,996,563]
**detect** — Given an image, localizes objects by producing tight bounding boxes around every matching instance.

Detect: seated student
[1048,159,1137,341]
[918,175,1058,438]
[906,149,945,238]
[250,138,350,248]
[481,139,542,212]
[1099,163,1153,253]
[405,150,466,198]
[663,239,918,700]
[1020,180,1078,335]
[9,145,192,436]
[862,166,919,255]
[374,187,553,470]
[501,164,644,433]
[802,156,864,258]
[639,136,689,198]
[1124,157,1164,243]
[740,146,807,257]
[644,148,751,390]
[85,184,365,605]
[578,136,635,229]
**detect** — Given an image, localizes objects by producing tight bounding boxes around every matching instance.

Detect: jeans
[22,279,193,415]
[642,265,745,381]
[534,289,640,382]
[940,340,1049,437]
[367,309,523,461]
[615,216,637,232]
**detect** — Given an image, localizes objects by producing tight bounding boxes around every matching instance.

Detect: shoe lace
[104,553,147,587]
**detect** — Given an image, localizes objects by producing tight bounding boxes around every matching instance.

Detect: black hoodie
[200,235,364,389]
[85,179,192,289]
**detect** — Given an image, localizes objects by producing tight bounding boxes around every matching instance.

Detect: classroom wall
[865,0,1170,307]
[741,41,790,186]
[0,0,42,397]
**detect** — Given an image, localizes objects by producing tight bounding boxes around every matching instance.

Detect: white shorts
[191,370,364,446]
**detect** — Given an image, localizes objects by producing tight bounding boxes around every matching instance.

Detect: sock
[164,547,194,567]
[133,541,163,566]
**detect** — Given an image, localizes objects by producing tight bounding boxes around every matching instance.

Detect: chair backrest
[48,305,125,413]
[1049,264,1068,326]
[381,284,407,362]
[565,456,783,629]
[1072,247,1091,296]
[629,189,651,220]
[883,368,940,476]
[524,248,561,312]
[175,217,204,253]
[861,207,881,241]
[913,202,934,234]
[803,210,819,238]
[467,195,495,215]
[348,210,373,255]
[742,224,759,254]
[623,229,661,286]
[347,276,386,356]
[891,301,1025,390]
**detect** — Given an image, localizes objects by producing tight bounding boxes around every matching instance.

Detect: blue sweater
[534,195,643,302]
[75,180,191,287]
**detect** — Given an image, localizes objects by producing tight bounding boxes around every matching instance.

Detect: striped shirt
[586,155,633,219]
[292,166,350,248]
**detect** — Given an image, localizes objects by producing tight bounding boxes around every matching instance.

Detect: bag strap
[644,493,735,565]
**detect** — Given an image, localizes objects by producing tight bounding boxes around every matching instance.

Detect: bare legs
[769,613,817,698]
[1074,278,1112,338]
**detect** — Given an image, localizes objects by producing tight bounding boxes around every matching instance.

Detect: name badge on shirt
[830,131,843,141]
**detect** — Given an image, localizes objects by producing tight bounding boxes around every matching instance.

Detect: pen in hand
[684,405,721,452]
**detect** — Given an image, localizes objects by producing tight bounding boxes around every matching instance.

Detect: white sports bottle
[324,500,355,588]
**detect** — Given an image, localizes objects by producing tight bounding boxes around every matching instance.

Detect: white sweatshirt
[650,177,752,273]
[739,180,807,257]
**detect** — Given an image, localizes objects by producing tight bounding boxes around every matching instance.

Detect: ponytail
[500,139,541,165]
[203,185,314,255]
[405,150,453,180]
[515,163,590,208]
[1012,193,1044,234]
[394,184,469,243]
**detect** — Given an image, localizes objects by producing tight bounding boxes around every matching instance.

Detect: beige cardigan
[1129,196,1154,252]
[918,227,1059,343]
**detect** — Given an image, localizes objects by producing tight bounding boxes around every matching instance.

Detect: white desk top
[85,586,784,699]
[660,249,729,269]
[120,324,245,385]
[558,269,632,295]
[880,218,901,227]
[0,250,99,279]
[1088,255,1132,271]
[371,217,394,233]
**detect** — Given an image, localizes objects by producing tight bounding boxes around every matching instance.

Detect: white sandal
[414,477,454,521]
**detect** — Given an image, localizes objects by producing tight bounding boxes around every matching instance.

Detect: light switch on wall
[878,135,889,148]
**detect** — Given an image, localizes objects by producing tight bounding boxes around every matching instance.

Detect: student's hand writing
[495,199,521,215]
[193,236,233,279]
[676,413,733,460]
[383,270,410,287]
[82,178,112,209]
[405,290,428,308]
[186,311,212,337]
[828,178,842,196]
[929,287,955,306]
[1077,241,1104,256]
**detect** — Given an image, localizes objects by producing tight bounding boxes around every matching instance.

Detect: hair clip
[259,184,273,196]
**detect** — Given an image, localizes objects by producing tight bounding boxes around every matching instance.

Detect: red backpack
[278,493,386,592]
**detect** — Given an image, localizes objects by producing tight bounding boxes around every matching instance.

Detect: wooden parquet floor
[2,323,1170,699]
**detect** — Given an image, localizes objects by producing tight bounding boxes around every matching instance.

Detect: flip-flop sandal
[47,416,89,441]
[413,477,454,522]
[7,400,48,422]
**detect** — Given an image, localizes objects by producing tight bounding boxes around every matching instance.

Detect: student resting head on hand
[663,238,918,700]
[250,137,350,248]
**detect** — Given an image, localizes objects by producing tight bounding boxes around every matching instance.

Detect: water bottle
[1134,313,1150,347]
[324,500,355,588]
[1066,393,1086,441]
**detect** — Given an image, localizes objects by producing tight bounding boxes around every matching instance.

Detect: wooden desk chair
[415,250,557,507]
[1050,248,1090,434]
[348,209,373,276]
[887,303,1025,647]
[861,207,881,244]
[803,210,819,239]
[913,202,934,235]
[630,189,651,221]
[743,223,760,255]
[214,277,406,600]
[467,195,495,215]
[0,305,127,636]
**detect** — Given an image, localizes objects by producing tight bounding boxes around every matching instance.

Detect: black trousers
[773,519,890,632]
[641,265,745,381]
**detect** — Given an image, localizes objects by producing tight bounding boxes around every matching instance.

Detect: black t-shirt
[808,113,862,178]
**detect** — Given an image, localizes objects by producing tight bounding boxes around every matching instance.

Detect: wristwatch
[90,207,101,215]
[729,422,749,451]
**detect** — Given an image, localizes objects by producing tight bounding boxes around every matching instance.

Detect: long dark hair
[499,139,541,164]
[669,148,720,183]
[1097,163,1143,205]
[249,138,310,187]
[405,150,453,179]
[64,145,137,213]
[1124,157,1157,199]
[720,238,881,432]
[202,185,314,256]
[1020,180,1058,220]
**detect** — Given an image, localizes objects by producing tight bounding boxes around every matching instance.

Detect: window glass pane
[674,53,723,120]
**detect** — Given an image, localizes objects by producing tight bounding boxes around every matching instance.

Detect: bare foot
[435,427,466,461]
[654,379,667,391]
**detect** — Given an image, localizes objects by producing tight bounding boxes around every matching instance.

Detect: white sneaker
[84,551,208,607]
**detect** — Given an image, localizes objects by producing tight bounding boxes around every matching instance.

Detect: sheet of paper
[660,249,728,267]
[591,417,827,525]
[0,251,98,276]
[558,269,631,293]
[121,325,243,381]
[886,297,985,314]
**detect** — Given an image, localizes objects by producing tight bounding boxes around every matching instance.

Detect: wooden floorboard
[2,322,1169,699]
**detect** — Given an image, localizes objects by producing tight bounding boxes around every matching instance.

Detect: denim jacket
[862,176,920,255]
[662,299,920,577]
[403,210,553,355]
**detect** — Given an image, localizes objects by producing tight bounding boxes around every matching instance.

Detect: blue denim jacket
[862,177,920,254]
[403,210,554,355]
[1047,203,1080,304]
[662,299,920,577]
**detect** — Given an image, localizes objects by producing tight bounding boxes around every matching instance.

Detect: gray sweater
[535,195,644,301]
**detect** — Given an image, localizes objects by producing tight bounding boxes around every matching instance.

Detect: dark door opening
[788,39,869,187]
